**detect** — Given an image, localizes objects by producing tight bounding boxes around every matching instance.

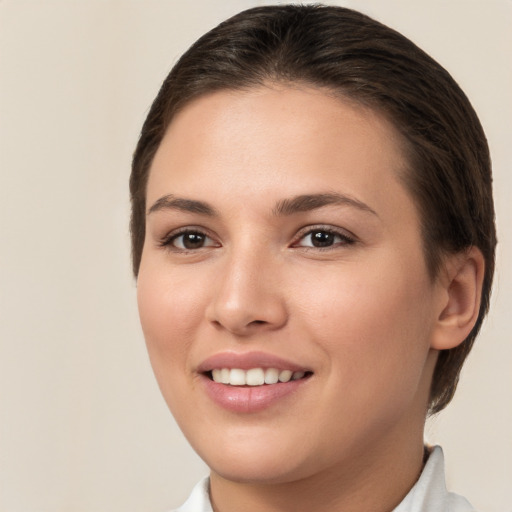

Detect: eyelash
[159,225,356,252]
[159,228,219,252]
[292,226,356,250]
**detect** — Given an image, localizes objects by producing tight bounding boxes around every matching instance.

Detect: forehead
[147,85,414,222]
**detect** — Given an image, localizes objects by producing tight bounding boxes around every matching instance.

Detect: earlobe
[430,247,485,350]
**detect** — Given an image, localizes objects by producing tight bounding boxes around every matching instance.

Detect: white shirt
[172,446,475,512]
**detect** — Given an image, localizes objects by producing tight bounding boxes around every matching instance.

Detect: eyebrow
[272,193,378,217]
[147,192,378,218]
[147,194,217,216]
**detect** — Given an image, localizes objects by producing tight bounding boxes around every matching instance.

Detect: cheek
[136,263,207,376]
[295,257,434,393]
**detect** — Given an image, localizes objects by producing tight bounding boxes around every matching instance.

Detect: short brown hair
[130,5,496,413]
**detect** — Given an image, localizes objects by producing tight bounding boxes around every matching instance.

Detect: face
[137,86,443,485]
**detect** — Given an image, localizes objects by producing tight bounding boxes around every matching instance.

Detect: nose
[205,248,288,336]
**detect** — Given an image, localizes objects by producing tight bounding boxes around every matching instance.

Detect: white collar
[393,446,475,512]
[173,446,475,512]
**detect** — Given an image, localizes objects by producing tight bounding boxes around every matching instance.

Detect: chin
[208,454,312,485]
[190,427,318,485]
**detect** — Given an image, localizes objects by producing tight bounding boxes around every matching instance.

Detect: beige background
[0,1,510,511]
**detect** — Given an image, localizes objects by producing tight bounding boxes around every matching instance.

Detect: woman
[130,5,495,512]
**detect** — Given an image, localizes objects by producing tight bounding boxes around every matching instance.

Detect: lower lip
[200,375,310,413]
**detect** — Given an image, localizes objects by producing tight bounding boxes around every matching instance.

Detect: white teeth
[210,367,308,386]
[229,368,246,386]
[278,370,293,383]
[220,368,230,384]
[264,368,279,384]
[246,368,265,386]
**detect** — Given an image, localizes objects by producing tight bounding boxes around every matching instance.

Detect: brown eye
[170,231,216,250]
[310,231,336,247]
[295,228,355,249]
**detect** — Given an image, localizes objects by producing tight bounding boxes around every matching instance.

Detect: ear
[430,247,485,350]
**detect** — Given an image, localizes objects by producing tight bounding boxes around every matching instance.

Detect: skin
[137,86,483,512]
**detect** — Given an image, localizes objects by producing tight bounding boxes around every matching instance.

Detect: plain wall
[0,1,510,511]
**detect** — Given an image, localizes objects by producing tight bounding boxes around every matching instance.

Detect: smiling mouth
[206,368,313,386]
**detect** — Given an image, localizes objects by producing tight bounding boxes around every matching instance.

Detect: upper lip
[197,351,310,373]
